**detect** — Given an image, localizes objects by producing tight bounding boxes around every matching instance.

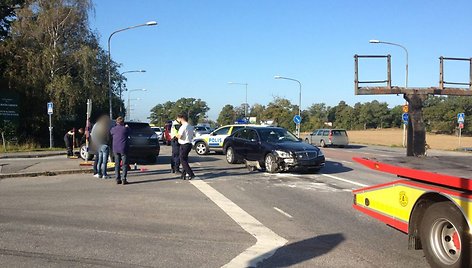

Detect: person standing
[91,115,111,179]
[170,119,181,173]
[64,128,75,157]
[110,116,130,185]
[176,113,196,180]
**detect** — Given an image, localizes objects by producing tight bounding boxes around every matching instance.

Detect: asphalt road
[2,144,464,267]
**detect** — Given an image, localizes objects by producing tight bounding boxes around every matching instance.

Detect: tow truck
[352,155,472,268]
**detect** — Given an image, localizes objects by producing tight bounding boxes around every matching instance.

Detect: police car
[193,124,253,155]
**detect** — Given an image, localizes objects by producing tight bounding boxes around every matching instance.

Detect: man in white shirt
[176,113,196,180]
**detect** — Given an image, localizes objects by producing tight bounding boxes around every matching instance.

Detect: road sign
[402,105,408,113]
[459,123,464,129]
[457,113,465,123]
[402,113,409,124]
[47,102,53,115]
[293,115,302,124]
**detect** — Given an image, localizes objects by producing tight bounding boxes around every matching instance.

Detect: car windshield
[258,128,299,143]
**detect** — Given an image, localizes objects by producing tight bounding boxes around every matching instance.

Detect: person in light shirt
[176,113,196,180]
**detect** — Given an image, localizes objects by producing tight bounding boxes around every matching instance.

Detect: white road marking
[320,173,369,187]
[325,157,353,165]
[273,207,293,219]
[190,179,287,268]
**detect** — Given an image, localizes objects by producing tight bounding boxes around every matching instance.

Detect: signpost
[293,115,302,138]
[47,102,53,148]
[402,113,409,124]
[458,113,465,148]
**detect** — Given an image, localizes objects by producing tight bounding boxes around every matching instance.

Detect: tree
[304,103,329,131]
[263,97,297,131]
[217,104,235,126]
[149,98,209,125]
[249,103,265,123]
[1,0,124,145]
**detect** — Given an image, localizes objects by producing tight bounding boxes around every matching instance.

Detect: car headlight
[275,150,292,158]
[318,149,324,156]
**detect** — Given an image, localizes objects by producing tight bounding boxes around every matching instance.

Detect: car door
[208,126,230,149]
[245,129,262,161]
[309,130,318,144]
[230,129,249,158]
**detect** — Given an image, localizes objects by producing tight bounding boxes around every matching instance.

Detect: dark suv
[80,121,160,163]
[223,126,325,173]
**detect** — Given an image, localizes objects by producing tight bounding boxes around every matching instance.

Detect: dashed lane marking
[190,179,287,268]
[273,207,293,219]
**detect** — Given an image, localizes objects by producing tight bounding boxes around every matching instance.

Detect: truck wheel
[195,142,208,155]
[225,146,237,164]
[420,202,471,268]
[264,153,278,173]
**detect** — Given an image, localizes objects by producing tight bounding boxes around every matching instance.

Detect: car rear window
[126,122,151,130]
[332,130,347,136]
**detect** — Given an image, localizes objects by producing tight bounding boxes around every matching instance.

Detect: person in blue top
[110,116,130,185]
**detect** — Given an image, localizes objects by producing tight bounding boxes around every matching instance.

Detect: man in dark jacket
[64,128,75,157]
[110,116,130,185]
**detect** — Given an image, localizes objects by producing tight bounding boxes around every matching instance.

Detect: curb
[0,168,93,180]
[0,151,65,159]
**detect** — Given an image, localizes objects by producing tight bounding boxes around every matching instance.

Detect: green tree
[149,98,209,125]
[249,103,265,123]
[304,103,329,131]
[263,97,297,131]
[217,104,236,126]
[1,0,124,145]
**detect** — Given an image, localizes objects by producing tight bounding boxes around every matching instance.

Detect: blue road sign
[293,115,302,124]
[458,113,465,123]
[47,102,53,115]
[402,113,409,123]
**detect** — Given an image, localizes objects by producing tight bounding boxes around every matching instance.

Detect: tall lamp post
[119,70,146,115]
[369,39,409,147]
[108,21,157,119]
[228,82,248,120]
[274,76,302,138]
[127,89,146,121]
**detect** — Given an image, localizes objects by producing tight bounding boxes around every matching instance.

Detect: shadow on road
[318,161,353,175]
[255,233,345,268]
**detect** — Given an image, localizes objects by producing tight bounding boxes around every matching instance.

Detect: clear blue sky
[90,0,472,122]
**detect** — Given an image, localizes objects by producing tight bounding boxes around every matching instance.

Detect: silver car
[304,129,349,147]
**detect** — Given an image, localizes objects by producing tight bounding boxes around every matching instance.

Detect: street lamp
[119,70,146,115]
[108,21,157,119]
[127,89,147,121]
[369,39,409,147]
[274,75,302,138]
[228,82,248,120]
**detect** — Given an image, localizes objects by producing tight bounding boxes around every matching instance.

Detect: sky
[90,0,472,122]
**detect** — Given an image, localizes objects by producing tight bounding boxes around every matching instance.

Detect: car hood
[270,141,319,152]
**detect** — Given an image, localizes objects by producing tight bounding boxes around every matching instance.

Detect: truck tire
[264,153,278,173]
[195,141,208,155]
[420,202,471,268]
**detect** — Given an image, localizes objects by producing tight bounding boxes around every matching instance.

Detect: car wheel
[320,140,326,147]
[264,153,278,173]
[80,144,93,161]
[225,146,237,164]
[420,202,471,268]
[195,141,209,155]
